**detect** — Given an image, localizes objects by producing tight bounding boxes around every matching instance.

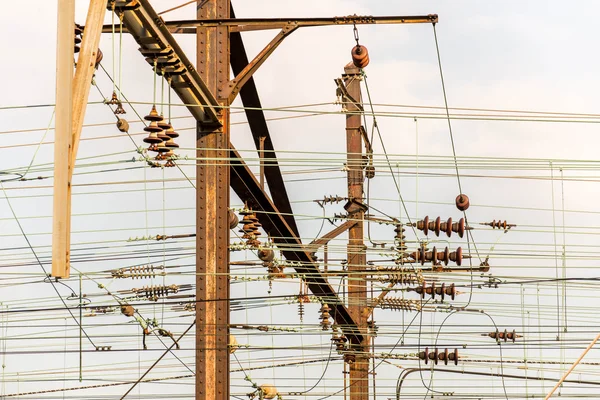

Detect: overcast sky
[2,1,600,399]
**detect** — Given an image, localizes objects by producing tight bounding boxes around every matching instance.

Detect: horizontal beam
[109,0,220,125]
[103,14,438,34]
[229,145,363,345]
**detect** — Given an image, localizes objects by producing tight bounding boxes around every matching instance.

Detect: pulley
[455,194,470,211]
[351,45,370,69]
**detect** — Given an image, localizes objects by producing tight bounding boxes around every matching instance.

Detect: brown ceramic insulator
[258,248,275,262]
[75,24,83,36]
[428,281,436,298]
[144,105,163,122]
[441,217,453,237]
[144,120,163,133]
[164,136,179,148]
[157,117,171,131]
[436,246,451,266]
[430,348,439,365]
[365,165,375,179]
[157,130,170,142]
[430,216,442,236]
[456,194,470,211]
[228,210,239,229]
[155,141,170,153]
[121,305,135,317]
[449,348,459,365]
[107,91,119,105]
[351,45,370,68]
[418,347,430,364]
[453,218,466,238]
[143,132,162,144]
[116,118,129,133]
[165,126,180,139]
[114,103,126,114]
[425,247,437,266]
[441,348,450,365]
[416,216,429,235]
[449,247,463,266]
[95,48,103,67]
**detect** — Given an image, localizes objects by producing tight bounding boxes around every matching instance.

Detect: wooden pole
[71,0,107,169]
[52,0,75,279]
[52,0,107,279]
[545,332,600,399]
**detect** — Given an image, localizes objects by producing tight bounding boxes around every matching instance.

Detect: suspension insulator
[486,329,520,343]
[411,282,457,301]
[132,284,180,302]
[415,217,468,238]
[484,220,516,230]
[319,304,332,330]
[419,347,459,365]
[456,194,470,211]
[351,45,370,68]
[379,297,420,312]
[228,210,239,229]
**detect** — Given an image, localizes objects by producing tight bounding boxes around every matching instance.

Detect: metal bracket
[220,24,298,103]
[335,77,364,112]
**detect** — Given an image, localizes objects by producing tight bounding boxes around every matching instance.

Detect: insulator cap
[456,194,470,211]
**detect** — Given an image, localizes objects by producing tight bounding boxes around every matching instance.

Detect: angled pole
[52,0,75,279]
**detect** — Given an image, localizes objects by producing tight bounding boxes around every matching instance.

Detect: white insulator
[260,384,278,399]
[229,334,239,354]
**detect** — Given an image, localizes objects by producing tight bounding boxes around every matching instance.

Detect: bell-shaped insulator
[144,105,162,122]
[157,116,171,131]
[155,140,170,153]
[164,136,179,148]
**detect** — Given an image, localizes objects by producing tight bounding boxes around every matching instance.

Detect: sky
[2,1,600,399]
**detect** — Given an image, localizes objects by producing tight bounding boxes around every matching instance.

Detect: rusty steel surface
[110,0,220,124]
[163,14,438,31]
[229,6,299,237]
[344,63,369,400]
[229,145,364,345]
[196,0,230,399]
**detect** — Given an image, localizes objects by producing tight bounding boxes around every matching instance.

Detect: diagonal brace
[221,24,298,104]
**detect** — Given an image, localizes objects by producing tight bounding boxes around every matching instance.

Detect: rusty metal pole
[344,63,369,400]
[196,0,230,399]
